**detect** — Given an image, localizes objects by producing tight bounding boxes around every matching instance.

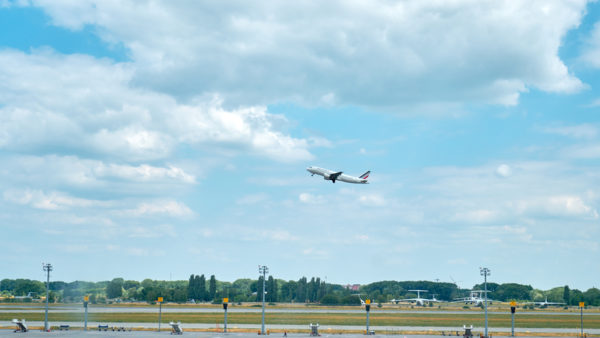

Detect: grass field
[1,311,599,329]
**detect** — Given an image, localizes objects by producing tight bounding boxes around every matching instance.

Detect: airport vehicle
[525,296,565,307]
[307,166,370,184]
[391,290,440,306]
[454,290,493,306]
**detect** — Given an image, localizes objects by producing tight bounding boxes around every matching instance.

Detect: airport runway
[0,328,597,338]
[0,305,596,316]
[0,331,471,338]
[2,321,599,335]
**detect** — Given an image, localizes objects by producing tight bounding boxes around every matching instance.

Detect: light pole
[223,298,229,333]
[510,301,516,337]
[480,267,490,338]
[580,302,585,337]
[83,296,89,331]
[365,299,371,334]
[157,297,163,332]
[259,265,269,335]
[43,263,52,332]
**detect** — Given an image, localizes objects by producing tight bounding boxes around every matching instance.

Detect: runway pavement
[0,305,596,316]
[0,329,596,338]
[1,321,598,335]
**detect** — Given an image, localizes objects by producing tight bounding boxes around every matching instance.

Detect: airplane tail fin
[359,171,370,179]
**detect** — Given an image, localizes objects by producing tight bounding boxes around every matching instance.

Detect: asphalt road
[1,305,596,316]
[0,328,596,338]
[1,321,599,335]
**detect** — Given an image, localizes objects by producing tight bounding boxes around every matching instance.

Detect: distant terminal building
[344,284,360,291]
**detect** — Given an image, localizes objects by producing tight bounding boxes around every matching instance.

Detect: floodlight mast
[43,263,53,332]
[258,265,269,335]
[480,267,491,338]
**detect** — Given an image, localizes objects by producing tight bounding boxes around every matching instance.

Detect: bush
[320,294,340,305]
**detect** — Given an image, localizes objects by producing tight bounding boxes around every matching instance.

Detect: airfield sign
[157,297,163,303]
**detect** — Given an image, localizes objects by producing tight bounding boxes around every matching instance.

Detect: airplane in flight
[307,166,370,184]
[390,290,440,306]
[525,297,565,307]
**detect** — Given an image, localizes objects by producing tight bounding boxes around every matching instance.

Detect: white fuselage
[306,166,368,184]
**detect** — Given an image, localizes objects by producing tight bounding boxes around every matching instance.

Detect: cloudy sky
[1,0,599,291]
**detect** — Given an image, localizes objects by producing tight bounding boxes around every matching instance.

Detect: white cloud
[298,192,325,204]
[540,124,598,139]
[496,164,512,177]
[260,230,299,242]
[580,21,600,68]
[236,193,269,205]
[126,200,193,217]
[3,189,110,210]
[302,247,329,259]
[357,193,387,206]
[564,143,600,159]
[97,163,195,183]
[0,49,316,162]
[452,209,498,223]
[128,224,176,238]
[27,0,586,109]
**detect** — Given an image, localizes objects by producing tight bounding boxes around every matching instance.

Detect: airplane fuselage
[307,166,369,184]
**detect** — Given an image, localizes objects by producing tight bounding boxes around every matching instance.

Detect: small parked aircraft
[525,297,565,307]
[454,290,493,306]
[391,290,440,306]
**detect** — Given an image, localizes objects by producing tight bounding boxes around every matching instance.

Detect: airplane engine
[323,175,330,180]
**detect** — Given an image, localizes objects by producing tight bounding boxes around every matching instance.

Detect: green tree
[199,275,207,301]
[0,279,16,292]
[320,293,340,305]
[570,289,584,306]
[14,279,44,296]
[267,276,277,302]
[563,285,570,304]
[494,283,532,301]
[106,278,124,299]
[583,288,600,306]
[209,275,217,301]
[123,280,140,290]
[188,275,196,300]
[256,276,265,302]
[295,277,307,302]
[280,280,297,302]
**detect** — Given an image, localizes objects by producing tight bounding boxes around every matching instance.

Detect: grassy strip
[1,312,599,329]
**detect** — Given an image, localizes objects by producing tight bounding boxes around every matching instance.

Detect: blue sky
[1,1,600,291]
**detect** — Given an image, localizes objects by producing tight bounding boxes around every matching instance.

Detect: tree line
[1,277,599,306]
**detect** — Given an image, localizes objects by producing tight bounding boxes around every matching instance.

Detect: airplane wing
[330,171,343,183]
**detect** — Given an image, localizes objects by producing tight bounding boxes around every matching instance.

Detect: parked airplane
[354,294,366,305]
[391,290,439,306]
[454,290,493,306]
[525,297,565,307]
[307,166,370,184]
